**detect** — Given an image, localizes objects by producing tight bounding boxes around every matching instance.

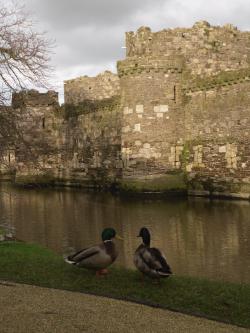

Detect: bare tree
[0,1,55,173]
[0,1,53,105]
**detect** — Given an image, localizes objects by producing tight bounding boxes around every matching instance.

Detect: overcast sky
[18,0,250,101]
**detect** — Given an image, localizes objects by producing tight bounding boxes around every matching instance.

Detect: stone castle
[1,21,250,198]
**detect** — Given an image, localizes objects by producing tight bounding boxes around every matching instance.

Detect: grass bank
[0,241,249,328]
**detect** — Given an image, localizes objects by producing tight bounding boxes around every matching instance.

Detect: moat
[0,182,249,284]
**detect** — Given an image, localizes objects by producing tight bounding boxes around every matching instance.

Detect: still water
[0,182,249,284]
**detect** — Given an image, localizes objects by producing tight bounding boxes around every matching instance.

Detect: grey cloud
[54,26,125,67]
[15,0,250,102]
[26,0,167,30]
[163,0,250,31]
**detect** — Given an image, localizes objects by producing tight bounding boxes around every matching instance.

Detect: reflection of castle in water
[1,183,250,283]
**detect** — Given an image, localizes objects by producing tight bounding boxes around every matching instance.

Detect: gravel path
[0,281,249,333]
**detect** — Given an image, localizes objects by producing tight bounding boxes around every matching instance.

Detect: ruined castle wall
[126,23,250,76]
[183,81,250,195]
[64,71,120,105]
[10,90,66,183]
[11,90,122,185]
[2,22,250,197]
[62,70,122,184]
[118,57,185,178]
[0,106,15,178]
[60,104,122,184]
[117,22,250,196]
[58,94,122,186]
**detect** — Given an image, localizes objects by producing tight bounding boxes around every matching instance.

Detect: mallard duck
[65,228,122,276]
[134,227,172,279]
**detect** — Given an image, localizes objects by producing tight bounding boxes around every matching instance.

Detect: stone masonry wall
[62,70,122,185]
[1,22,250,198]
[10,89,122,186]
[61,105,122,185]
[64,71,120,105]
[10,90,65,183]
[126,22,250,76]
[118,65,184,178]
[116,21,250,196]
[182,81,250,197]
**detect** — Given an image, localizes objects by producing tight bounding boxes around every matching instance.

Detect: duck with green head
[65,228,122,276]
[134,227,172,279]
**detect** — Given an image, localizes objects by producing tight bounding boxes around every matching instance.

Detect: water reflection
[0,183,250,283]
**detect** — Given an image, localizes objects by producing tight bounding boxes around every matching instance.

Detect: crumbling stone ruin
[1,21,250,198]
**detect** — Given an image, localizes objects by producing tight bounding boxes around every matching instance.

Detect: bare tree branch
[0,0,54,101]
[0,1,55,174]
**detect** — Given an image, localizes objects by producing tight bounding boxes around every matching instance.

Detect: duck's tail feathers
[158,270,172,277]
[157,265,172,277]
[63,255,76,265]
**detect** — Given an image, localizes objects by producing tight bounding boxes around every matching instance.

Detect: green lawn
[0,241,249,328]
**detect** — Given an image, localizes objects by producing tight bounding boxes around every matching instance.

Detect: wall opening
[173,85,176,102]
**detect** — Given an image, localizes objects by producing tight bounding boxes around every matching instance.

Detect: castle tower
[117,27,185,183]
[10,90,63,184]
[117,22,250,194]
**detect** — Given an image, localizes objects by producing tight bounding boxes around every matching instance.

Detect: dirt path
[0,281,249,333]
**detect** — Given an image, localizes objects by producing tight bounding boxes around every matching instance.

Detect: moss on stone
[183,66,250,92]
[229,182,250,194]
[15,173,55,186]
[118,173,187,194]
[180,143,191,166]
[64,96,120,119]
[188,176,250,199]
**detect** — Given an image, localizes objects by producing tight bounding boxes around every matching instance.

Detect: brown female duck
[134,227,172,279]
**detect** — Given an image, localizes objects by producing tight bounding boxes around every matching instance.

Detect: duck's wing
[149,247,172,274]
[67,246,100,264]
[137,247,162,271]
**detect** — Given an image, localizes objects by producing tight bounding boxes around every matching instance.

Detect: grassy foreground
[0,242,250,328]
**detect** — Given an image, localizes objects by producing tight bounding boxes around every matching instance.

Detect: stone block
[136,105,144,113]
[134,124,141,132]
[154,105,169,113]
[123,107,133,115]
[219,145,226,153]
[160,105,169,112]
[156,113,163,118]
[143,143,151,149]
[176,146,183,152]
[186,164,193,172]
[122,147,132,154]
[122,125,131,133]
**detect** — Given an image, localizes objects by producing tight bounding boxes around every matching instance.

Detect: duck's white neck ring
[103,240,113,243]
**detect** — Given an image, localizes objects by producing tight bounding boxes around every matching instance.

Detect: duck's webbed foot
[95,269,108,277]
[152,278,161,285]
